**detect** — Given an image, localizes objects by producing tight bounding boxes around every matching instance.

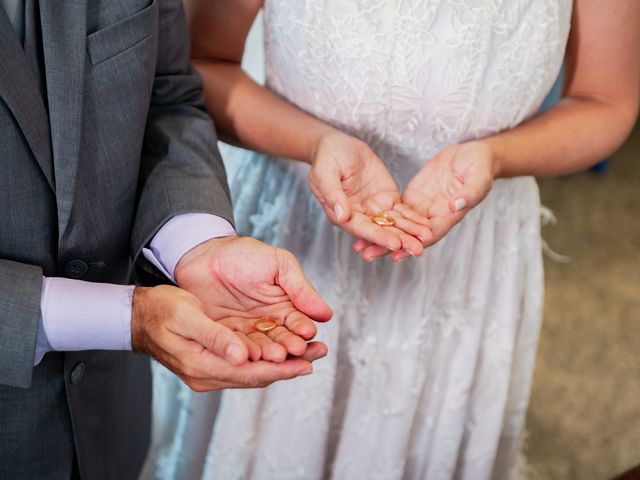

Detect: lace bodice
[264,0,572,185]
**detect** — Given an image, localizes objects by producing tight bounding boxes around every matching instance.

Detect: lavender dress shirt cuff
[143,213,236,281]
[34,213,236,365]
[34,279,135,364]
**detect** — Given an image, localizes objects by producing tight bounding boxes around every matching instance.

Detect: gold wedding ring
[371,213,396,227]
[254,317,278,334]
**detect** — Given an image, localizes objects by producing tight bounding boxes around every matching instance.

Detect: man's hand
[131,285,319,391]
[308,132,429,256]
[175,236,333,363]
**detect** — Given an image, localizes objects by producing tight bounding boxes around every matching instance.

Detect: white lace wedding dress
[145,1,572,479]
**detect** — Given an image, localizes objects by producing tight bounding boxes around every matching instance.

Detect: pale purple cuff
[143,213,236,282]
[35,277,134,365]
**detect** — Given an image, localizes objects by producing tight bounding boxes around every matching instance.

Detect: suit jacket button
[65,259,89,279]
[70,362,86,384]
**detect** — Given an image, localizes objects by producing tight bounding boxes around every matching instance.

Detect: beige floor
[526,125,640,479]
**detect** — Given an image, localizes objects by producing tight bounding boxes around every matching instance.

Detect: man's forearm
[0,260,43,388]
[133,0,234,282]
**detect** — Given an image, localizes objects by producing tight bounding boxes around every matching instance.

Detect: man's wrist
[174,236,235,286]
[145,213,236,282]
[131,287,149,353]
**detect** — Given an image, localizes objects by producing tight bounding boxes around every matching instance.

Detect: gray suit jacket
[0,1,233,478]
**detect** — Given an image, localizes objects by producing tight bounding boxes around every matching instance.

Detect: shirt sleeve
[142,213,236,281]
[35,278,134,365]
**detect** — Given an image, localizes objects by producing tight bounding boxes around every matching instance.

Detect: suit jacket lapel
[0,8,54,192]
[39,0,86,239]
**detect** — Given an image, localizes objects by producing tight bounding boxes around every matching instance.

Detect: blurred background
[527,124,640,479]
[241,14,640,480]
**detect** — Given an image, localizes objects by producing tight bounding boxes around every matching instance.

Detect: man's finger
[189,350,313,390]
[173,312,249,366]
[246,331,288,363]
[234,331,262,362]
[361,244,390,262]
[267,326,308,357]
[297,341,328,362]
[229,358,314,387]
[391,250,413,262]
[283,310,317,340]
[353,238,369,253]
[276,250,333,322]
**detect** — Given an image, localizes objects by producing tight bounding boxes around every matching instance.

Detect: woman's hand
[354,141,496,261]
[308,132,430,256]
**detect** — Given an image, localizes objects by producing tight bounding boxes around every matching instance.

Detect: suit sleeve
[0,259,43,388]
[131,0,234,285]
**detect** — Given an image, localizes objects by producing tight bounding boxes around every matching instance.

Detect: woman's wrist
[475,137,503,179]
[305,127,345,165]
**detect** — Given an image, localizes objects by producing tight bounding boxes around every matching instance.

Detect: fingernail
[406,250,416,257]
[225,344,245,364]
[454,198,467,212]
[366,257,375,263]
[334,203,344,222]
[300,365,313,376]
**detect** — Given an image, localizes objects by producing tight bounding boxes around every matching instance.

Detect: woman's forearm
[487,0,640,179]
[194,59,337,164]
[486,95,638,178]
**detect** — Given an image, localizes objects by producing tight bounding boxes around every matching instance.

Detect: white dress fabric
[145,1,572,479]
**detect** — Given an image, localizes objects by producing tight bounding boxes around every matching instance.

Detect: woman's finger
[308,166,351,223]
[383,224,424,257]
[344,212,403,251]
[394,203,432,229]
[267,326,308,357]
[426,214,460,245]
[448,173,492,214]
[384,210,432,249]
